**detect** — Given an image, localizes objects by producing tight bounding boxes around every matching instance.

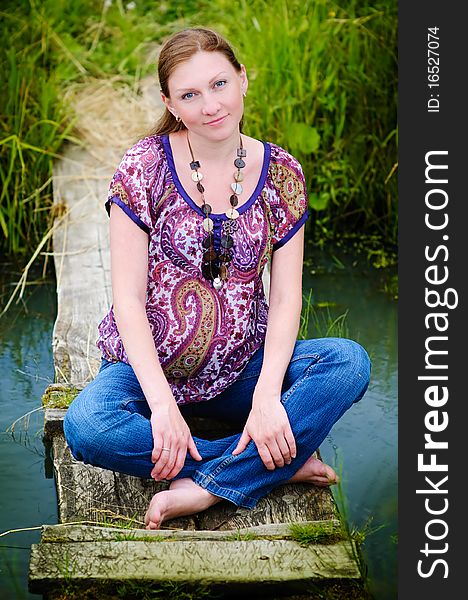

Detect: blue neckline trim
[162,134,271,220]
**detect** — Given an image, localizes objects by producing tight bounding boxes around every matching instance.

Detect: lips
[205,115,227,125]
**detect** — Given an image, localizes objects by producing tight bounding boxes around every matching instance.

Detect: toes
[145,495,162,528]
[311,476,332,485]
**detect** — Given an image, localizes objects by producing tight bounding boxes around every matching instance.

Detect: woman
[64,27,371,530]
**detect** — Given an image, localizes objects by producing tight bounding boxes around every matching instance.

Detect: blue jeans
[64,338,371,509]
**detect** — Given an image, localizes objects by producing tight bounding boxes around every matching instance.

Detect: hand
[150,402,202,480]
[231,389,297,470]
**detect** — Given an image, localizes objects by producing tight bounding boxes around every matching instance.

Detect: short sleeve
[269,154,310,251]
[105,143,153,234]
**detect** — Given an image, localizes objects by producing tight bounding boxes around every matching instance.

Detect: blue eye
[215,80,227,88]
[181,91,195,100]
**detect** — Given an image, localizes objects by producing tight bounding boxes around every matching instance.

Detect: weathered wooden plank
[52,143,114,386]
[40,520,342,543]
[43,408,67,437]
[29,539,361,592]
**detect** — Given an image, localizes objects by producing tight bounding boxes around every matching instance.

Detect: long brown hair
[146,27,244,137]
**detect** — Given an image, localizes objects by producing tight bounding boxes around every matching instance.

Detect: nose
[201,94,221,116]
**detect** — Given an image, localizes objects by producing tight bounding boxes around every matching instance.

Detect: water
[0,250,397,598]
[0,264,58,598]
[303,247,398,599]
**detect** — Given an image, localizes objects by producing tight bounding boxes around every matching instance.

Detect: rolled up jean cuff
[192,469,259,509]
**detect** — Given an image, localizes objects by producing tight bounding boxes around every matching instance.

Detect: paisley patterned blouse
[96,134,309,405]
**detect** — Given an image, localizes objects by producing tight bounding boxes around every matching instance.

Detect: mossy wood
[38,521,342,543]
[29,538,360,594]
[29,124,366,597]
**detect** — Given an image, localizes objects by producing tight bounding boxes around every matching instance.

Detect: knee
[332,338,371,401]
[63,388,101,464]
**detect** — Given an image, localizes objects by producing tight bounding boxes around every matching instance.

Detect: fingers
[187,436,203,461]
[257,428,297,470]
[154,447,177,480]
[275,436,291,466]
[264,437,287,469]
[256,442,276,470]
[151,431,165,464]
[151,443,173,479]
[152,436,201,481]
[164,446,186,480]
[284,426,297,460]
[232,429,251,456]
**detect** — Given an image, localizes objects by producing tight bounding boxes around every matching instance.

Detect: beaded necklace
[187,132,246,290]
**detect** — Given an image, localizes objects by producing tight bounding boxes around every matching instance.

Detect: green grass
[0,0,202,257]
[1,0,397,259]
[299,288,350,340]
[289,521,344,546]
[200,0,397,246]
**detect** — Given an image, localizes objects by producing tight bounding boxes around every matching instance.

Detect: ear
[160,91,177,117]
[239,64,248,96]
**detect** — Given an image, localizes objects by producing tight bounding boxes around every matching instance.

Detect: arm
[109,204,202,479]
[232,226,305,468]
[255,226,304,393]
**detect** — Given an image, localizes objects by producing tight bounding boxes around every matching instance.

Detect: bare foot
[289,455,339,487]
[144,478,222,530]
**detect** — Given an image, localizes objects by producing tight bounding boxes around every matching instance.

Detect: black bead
[202,203,212,215]
[190,161,200,170]
[197,182,205,193]
[203,249,217,262]
[202,262,219,279]
[221,234,234,249]
[229,194,238,207]
[202,234,214,248]
[219,251,232,263]
[234,158,245,169]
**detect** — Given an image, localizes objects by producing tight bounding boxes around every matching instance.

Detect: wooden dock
[29,85,368,599]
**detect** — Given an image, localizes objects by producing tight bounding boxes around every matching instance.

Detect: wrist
[146,387,177,411]
[255,375,283,395]
[253,384,282,406]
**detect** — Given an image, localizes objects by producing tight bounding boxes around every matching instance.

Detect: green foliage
[41,384,80,408]
[1,0,397,257]
[289,521,344,546]
[199,0,397,244]
[0,0,202,256]
[227,531,257,541]
[299,288,350,340]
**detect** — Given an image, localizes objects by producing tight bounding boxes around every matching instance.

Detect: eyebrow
[175,72,229,93]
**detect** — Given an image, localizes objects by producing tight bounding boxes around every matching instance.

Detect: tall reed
[199,0,398,244]
[0,0,202,257]
[1,0,397,257]
[0,1,86,256]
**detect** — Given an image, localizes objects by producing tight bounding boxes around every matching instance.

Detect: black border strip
[399,3,465,596]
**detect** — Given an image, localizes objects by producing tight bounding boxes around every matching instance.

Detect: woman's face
[162,51,248,140]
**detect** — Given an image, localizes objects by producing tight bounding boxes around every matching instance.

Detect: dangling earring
[175,115,181,122]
